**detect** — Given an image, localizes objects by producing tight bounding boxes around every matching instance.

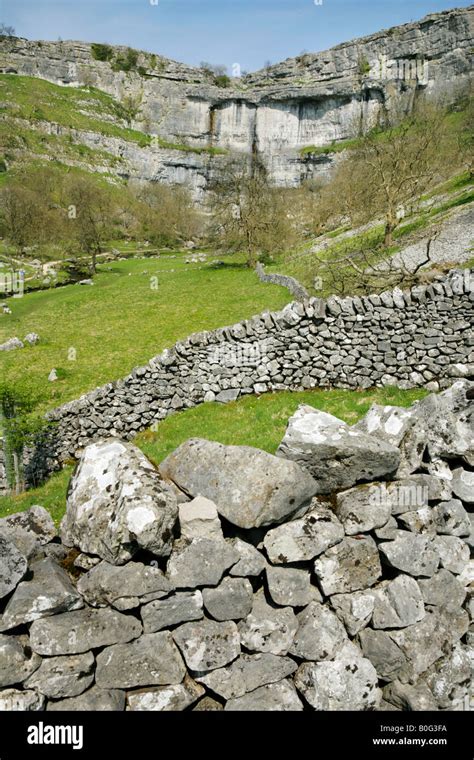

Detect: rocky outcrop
[33,268,474,471]
[0,382,472,711]
[1,6,472,193]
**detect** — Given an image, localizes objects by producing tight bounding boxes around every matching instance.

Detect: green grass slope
[0,254,290,414]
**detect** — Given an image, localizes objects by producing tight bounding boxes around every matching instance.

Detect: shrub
[112,48,139,73]
[91,43,114,62]
[358,56,371,76]
[215,75,231,88]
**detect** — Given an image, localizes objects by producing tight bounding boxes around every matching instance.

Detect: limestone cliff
[0,5,472,195]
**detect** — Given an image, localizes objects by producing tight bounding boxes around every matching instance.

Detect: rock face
[160,439,318,528]
[0,536,27,600]
[62,440,178,565]
[276,407,400,491]
[0,383,472,712]
[0,7,472,193]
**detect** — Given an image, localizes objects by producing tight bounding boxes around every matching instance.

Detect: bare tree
[208,157,299,268]
[136,183,201,247]
[64,175,114,273]
[0,184,42,255]
[310,226,444,297]
[318,104,460,248]
[0,23,15,37]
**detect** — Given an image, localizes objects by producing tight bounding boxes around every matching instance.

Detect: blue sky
[2,0,470,71]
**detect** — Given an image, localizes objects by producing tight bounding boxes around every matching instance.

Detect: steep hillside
[0,5,472,195]
[0,74,227,197]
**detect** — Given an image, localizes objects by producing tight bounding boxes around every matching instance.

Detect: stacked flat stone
[0,381,472,711]
[36,268,472,474]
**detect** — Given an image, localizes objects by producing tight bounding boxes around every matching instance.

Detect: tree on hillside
[64,175,114,272]
[208,157,299,268]
[319,104,459,247]
[200,62,227,77]
[0,23,15,37]
[0,166,82,255]
[0,383,44,494]
[136,183,201,247]
[0,183,44,255]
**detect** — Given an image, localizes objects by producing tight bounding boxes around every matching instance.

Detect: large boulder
[61,439,178,565]
[276,406,400,491]
[159,438,318,529]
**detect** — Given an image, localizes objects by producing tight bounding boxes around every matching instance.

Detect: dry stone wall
[0,382,472,711]
[43,268,473,464]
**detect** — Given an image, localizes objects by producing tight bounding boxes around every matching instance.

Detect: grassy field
[0,253,291,414]
[0,385,427,525]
